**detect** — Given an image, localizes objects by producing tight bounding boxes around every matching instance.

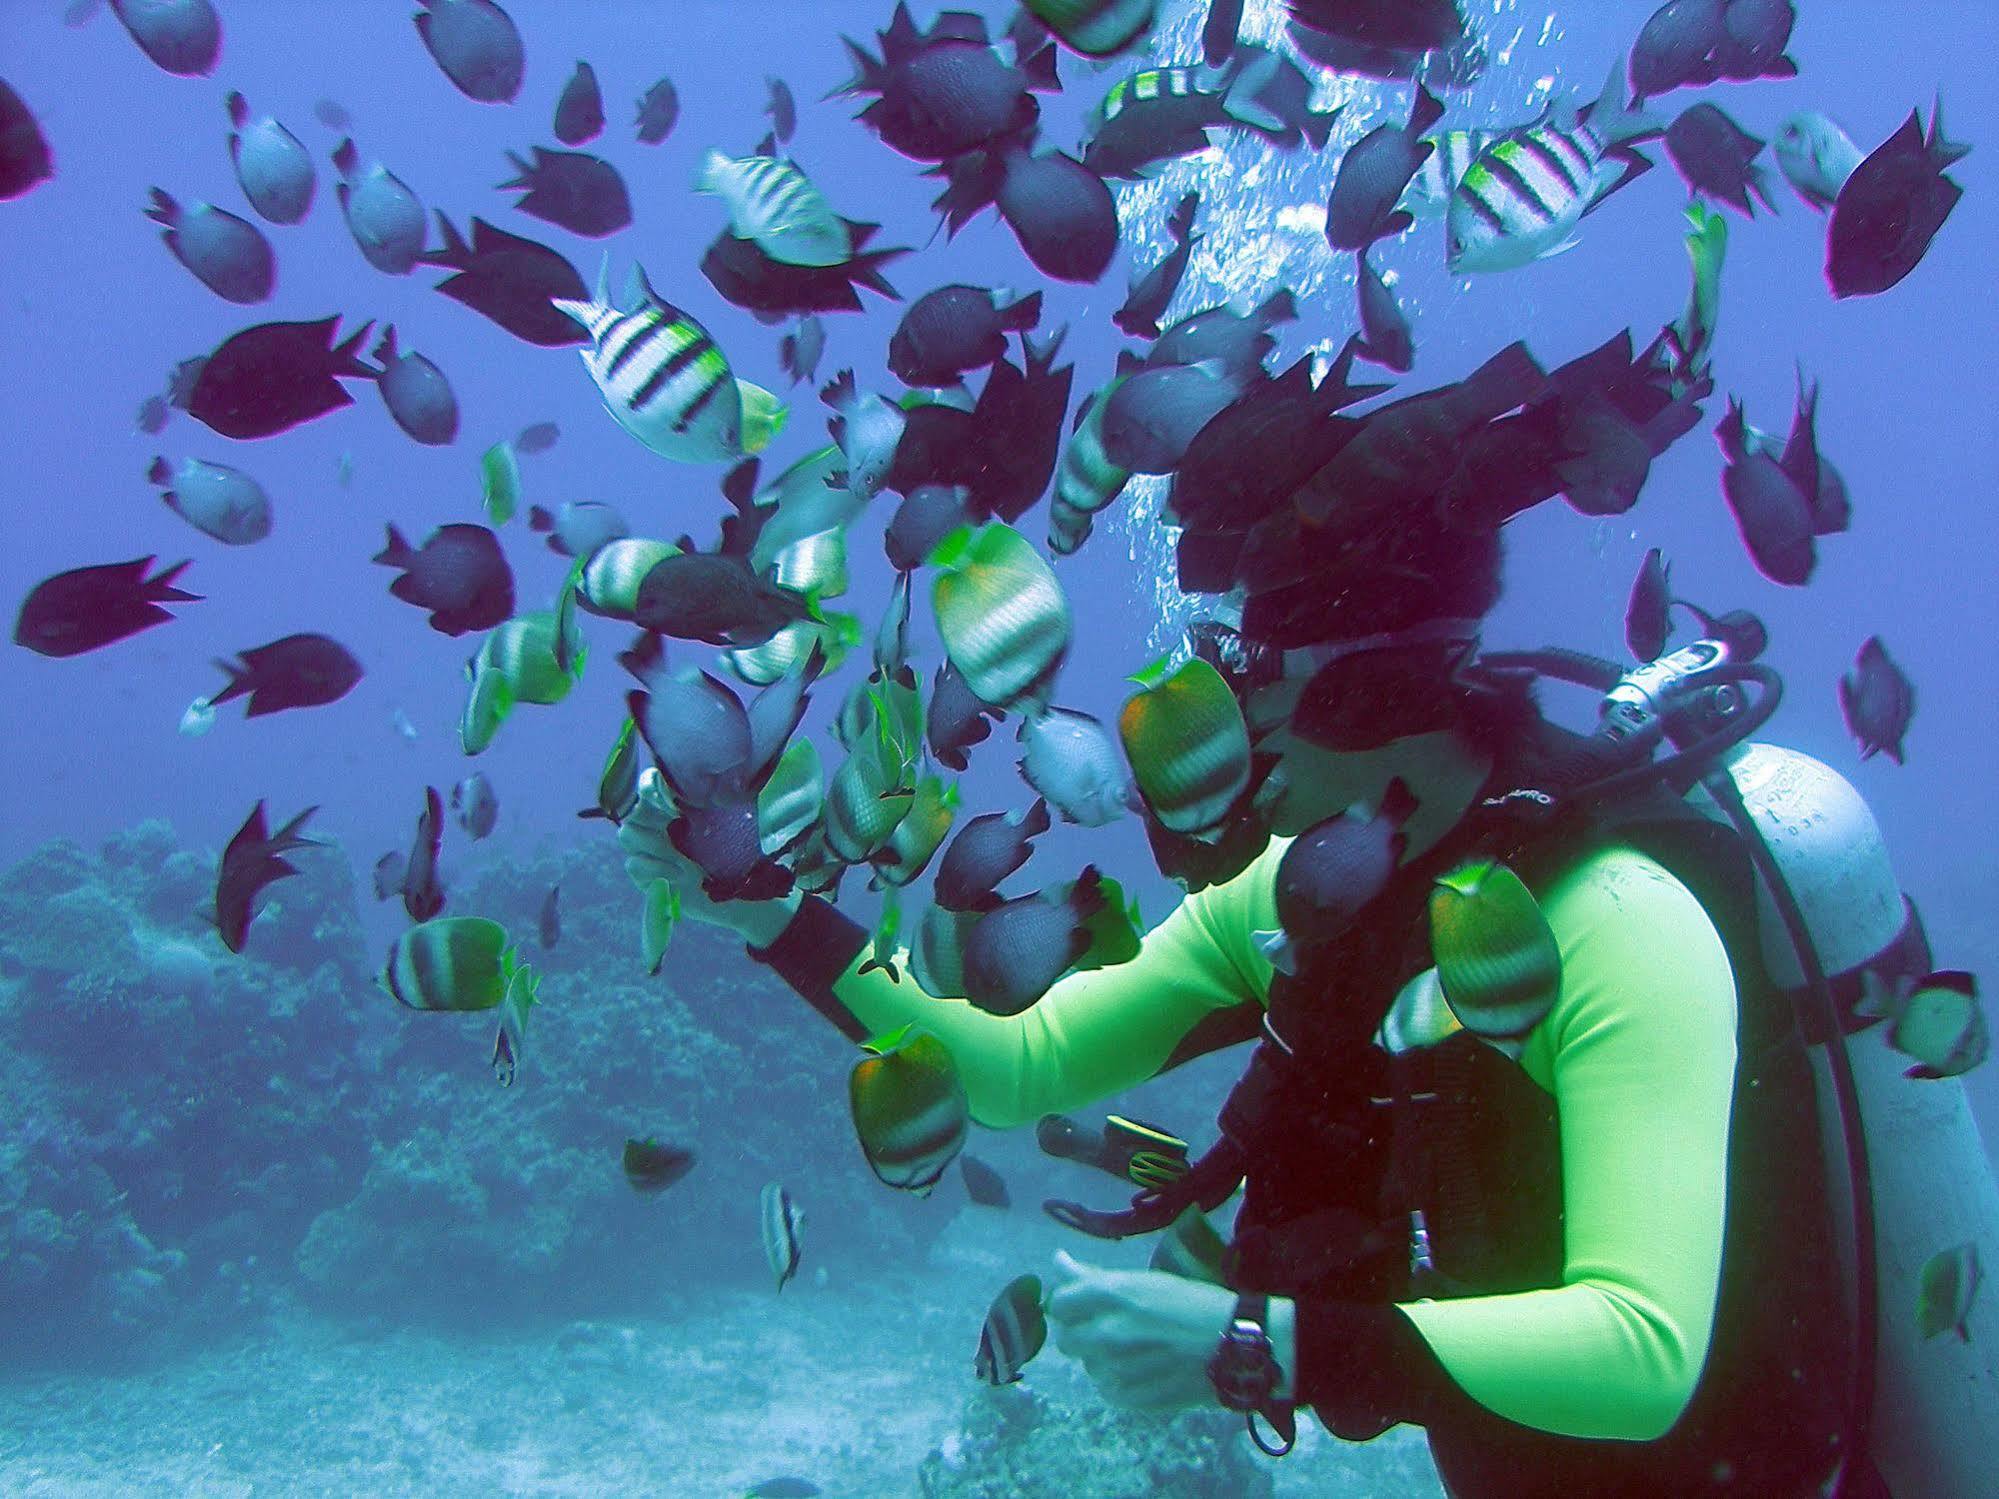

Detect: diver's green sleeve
[794,856,1282,1128]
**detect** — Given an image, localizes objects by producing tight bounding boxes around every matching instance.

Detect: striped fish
[1049,374,1132,556]
[577,537,681,620]
[871,774,959,888]
[1430,860,1563,1045]
[1446,65,1657,275]
[760,1182,806,1292]
[1400,127,1498,221]
[931,524,1071,712]
[696,148,848,268]
[1117,655,1250,838]
[379,916,516,1012]
[975,1274,1048,1386]
[756,737,824,856]
[579,716,640,823]
[849,1025,969,1196]
[553,261,785,464]
[459,609,586,755]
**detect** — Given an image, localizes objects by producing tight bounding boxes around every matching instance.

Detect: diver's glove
[615,768,800,944]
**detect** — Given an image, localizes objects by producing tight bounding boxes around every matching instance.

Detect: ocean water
[0,1,1993,1494]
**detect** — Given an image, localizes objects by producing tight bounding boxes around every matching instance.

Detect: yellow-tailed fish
[580,716,641,823]
[460,609,587,754]
[746,445,856,577]
[491,953,540,1086]
[1148,1205,1228,1284]
[930,524,1070,712]
[1915,1241,1981,1342]
[481,438,521,525]
[640,877,680,974]
[757,737,824,856]
[849,1023,968,1196]
[871,774,958,888]
[379,916,516,1011]
[760,1182,805,1291]
[859,886,903,981]
[578,537,681,620]
[824,746,915,865]
[1071,873,1142,970]
[1430,859,1563,1047]
[1118,654,1249,837]
[770,525,849,604]
[975,1273,1047,1386]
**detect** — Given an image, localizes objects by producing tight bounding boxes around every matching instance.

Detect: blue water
[0,1,1992,1493]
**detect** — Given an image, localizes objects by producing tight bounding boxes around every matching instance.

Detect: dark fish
[965,330,1074,523]
[927,659,1002,770]
[414,0,523,103]
[1285,0,1463,52]
[701,220,907,322]
[145,188,275,303]
[226,92,314,225]
[1265,779,1418,969]
[554,61,605,146]
[1114,192,1199,340]
[1713,0,1797,82]
[837,5,1053,162]
[1666,103,1777,218]
[13,557,196,657]
[935,798,1051,913]
[423,214,589,346]
[765,76,797,143]
[499,147,631,239]
[634,78,679,145]
[371,327,458,445]
[890,286,1041,388]
[1149,287,1295,385]
[634,552,811,650]
[210,633,363,717]
[996,148,1119,284]
[1828,103,1969,299]
[214,801,320,954]
[1554,393,1653,517]
[371,850,407,902]
[1289,628,1478,750]
[1839,636,1914,764]
[1625,547,1673,662]
[622,1138,695,1193]
[1715,399,1814,586]
[1227,43,1344,150]
[136,395,170,434]
[182,316,375,440]
[528,501,627,559]
[1770,372,1849,536]
[960,1155,1011,1208]
[313,98,351,131]
[780,316,825,387]
[108,0,220,77]
[963,868,1107,1014]
[515,420,561,454]
[331,138,425,275]
[0,80,53,200]
[975,1273,1048,1385]
[1353,247,1412,372]
[148,455,271,545]
[451,771,498,839]
[1325,85,1443,250]
[402,786,446,922]
[1204,0,1244,64]
[373,522,514,636]
[1101,360,1236,474]
[1675,600,1766,661]
[538,883,561,948]
[1628,0,1725,99]
[1287,21,1486,89]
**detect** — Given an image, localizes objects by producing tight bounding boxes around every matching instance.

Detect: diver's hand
[617,769,800,945]
[1047,1250,1246,1412]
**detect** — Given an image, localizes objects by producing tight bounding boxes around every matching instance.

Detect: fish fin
[1581,147,1653,217]
[372,523,417,569]
[371,325,400,367]
[143,187,179,229]
[146,455,171,488]
[1927,96,1973,170]
[1410,85,1445,137]
[225,89,247,128]
[1302,105,1342,151]
[1019,42,1061,93]
[1536,235,1583,261]
[331,137,358,180]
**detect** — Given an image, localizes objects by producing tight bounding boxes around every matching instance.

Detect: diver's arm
[1288,848,1738,1443]
[748,845,1285,1129]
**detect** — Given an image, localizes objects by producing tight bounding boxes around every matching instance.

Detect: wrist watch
[1207,1291,1297,1457]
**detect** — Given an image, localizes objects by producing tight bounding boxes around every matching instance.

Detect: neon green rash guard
[757,837,1738,1444]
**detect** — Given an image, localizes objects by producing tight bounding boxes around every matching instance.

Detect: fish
[148,456,272,545]
[1353,248,1413,372]
[1665,103,1777,218]
[1324,85,1444,250]
[1286,0,1464,52]
[1715,399,1814,586]
[1114,193,1200,340]
[755,737,824,856]
[554,61,605,146]
[1445,67,1658,274]
[634,550,812,651]
[746,1479,821,1499]
[482,440,521,525]
[871,774,959,888]
[1839,636,1915,765]
[1149,288,1295,385]
[516,421,561,455]
[701,218,908,321]
[380,917,532,1015]
[391,708,420,744]
[1204,0,1244,64]
[975,1274,1048,1386]
[1915,1242,1981,1342]
[1023,0,1156,57]
[371,328,459,445]
[1714,0,1797,81]
[396,787,447,923]
[837,6,1053,163]
[639,877,681,973]
[934,799,1050,913]
[1286,21,1488,90]
[889,286,1041,388]
[759,1182,805,1292]
[1150,1204,1229,1283]
[1017,708,1136,826]
[528,502,628,559]
[849,1024,970,1195]
[452,772,498,839]
[312,99,351,131]
[1430,859,1563,1043]
[1827,102,1969,299]
[1858,969,1986,1080]
[1083,60,1284,181]
[622,1138,695,1193]
[1117,655,1251,839]
[208,634,363,719]
[963,869,1107,1015]
[821,370,905,498]
[581,717,642,824]
[824,725,918,867]
[1226,43,1343,151]
[931,524,1071,711]
[1260,780,1418,972]
[1100,359,1236,475]
[1398,126,1501,222]
[179,695,217,737]
[1287,624,1483,749]
[144,189,274,303]
[459,609,588,756]
[182,316,376,440]
[963,330,1075,524]
[499,147,632,239]
[371,851,406,902]
[422,215,589,347]
[1774,112,1863,213]
[555,261,785,464]
[927,660,1002,771]
[779,317,825,387]
[136,395,171,435]
[213,801,320,953]
[994,147,1120,284]
[476,939,539,1078]
[414,0,523,103]
[373,523,514,637]
[960,1156,1011,1208]
[635,78,680,145]
[578,538,683,621]
[1625,548,1673,662]
[696,148,847,268]
[538,883,561,948]
[107,0,221,76]
[765,77,798,143]
[1048,379,1135,556]
[331,139,425,275]
[14,559,196,655]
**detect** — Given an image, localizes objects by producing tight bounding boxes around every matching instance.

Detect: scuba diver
[618,545,1983,1496]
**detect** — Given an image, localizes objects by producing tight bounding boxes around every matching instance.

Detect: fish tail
[694,147,730,193]
[1001,289,1042,332]
[225,90,248,129]
[1166,191,1199,243]
[145,558,199,603]
[331,319,379,379]
[268,804,323,853]
[371,324,399,367]
[1302,105,1342,152]
[737,381,787,454]
[208,656,253,708]
[1588,61,1659,147]
[1254,287,1297,328]
[147,455,171,487]
[1410,85,1445,138]
[819,368,857,412]
[372,523,417,569]
[1927,95,1972,169]
[143,187,179,229]
[331,137,359,180]
[428,211,469,266]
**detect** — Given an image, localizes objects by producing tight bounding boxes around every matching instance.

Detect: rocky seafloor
[0,821,1442,1495]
